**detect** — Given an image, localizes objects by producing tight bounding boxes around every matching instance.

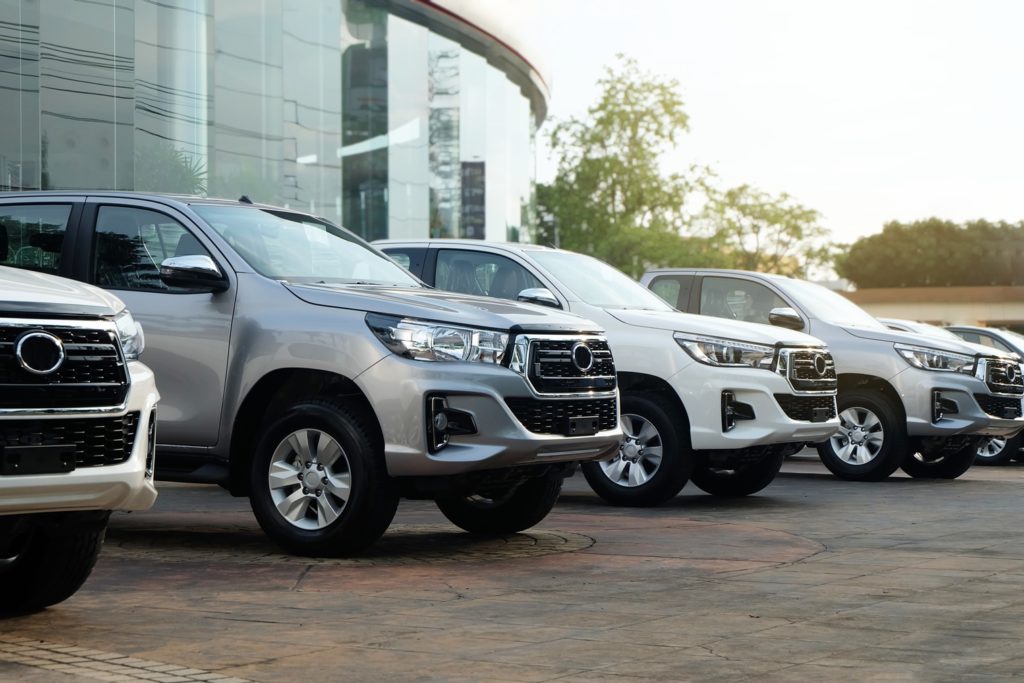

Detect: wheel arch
[227,368,382,496]
[836,373,907,421]
[617,371,691,440]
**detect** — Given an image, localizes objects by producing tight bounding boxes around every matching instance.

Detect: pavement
[2,454,1024,682]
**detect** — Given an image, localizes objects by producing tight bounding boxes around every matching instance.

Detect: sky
[512,0,1024,244]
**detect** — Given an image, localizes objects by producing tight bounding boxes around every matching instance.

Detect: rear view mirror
[160,255,229,292]
[769,307,804,330]
[517,288,560,309]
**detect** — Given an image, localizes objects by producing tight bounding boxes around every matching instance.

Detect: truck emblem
[813,354,828,377]
[1006,364,1018,383]
[15,331,66,375]
[571,342,595,372]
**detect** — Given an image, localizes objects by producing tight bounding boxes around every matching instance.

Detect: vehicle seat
[488,265,520,300]
[447,259,484,296]
[702,289,736,319]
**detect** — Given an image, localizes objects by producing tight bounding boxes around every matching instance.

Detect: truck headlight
[894,343,974,374]
[674,333,775,369]
[366,314,508,363]
[114,309,145,360]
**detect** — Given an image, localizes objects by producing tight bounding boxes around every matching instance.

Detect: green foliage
[537,55,727,278]
[134,137,206,195]
[837,218,1024,288]
[699,184,834,277]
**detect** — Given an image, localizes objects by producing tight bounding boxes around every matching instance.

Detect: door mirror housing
[160,255,229,292]
[768,307,804,330]
[517,287,560,309]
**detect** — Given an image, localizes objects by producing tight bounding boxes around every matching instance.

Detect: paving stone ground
[3,454,1024,682]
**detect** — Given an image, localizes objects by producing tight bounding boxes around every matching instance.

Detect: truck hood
[606,308,825,347]
[840,325,999,356]
[0,266,124,317]
[286,283,602,333]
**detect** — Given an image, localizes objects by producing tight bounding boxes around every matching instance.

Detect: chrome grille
[520,337,617,394]
[779,348,837,392]
[984,359,1024,395]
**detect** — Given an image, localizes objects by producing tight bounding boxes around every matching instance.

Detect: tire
[690,449,785,497]
[581,392,691,506]
[817,389,906,481]
[975,433,1022,466]
[249,399,399,557]
[435,472,563,534]
[901,438,978,479]
[0,513,108,613]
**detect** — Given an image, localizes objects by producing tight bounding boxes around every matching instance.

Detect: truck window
[648,275,693,310]
[0,204,73,275]
[699,277,786,325]
[435,249,542,301]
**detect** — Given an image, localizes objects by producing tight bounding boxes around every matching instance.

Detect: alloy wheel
[598,413,664,487]
[831,406,885,465]
[977,436,1007,460]
[267,428,352,530]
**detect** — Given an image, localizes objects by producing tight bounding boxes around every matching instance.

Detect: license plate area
[811,407,832,423]
[1,445,77,475]
[565,416,600,436]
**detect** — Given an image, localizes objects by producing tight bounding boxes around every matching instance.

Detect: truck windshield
[774,278,886,329]
[192,205,419,286]
[530,251,674,311]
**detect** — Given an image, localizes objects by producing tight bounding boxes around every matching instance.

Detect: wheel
[435,472,563,534]
[817,389,906,481]
[0,513,108,613]
[901,438,978,479]
[581,392,691,506]
[249,399,399,557]
[975,433,1022,466]
[690,449,785,497]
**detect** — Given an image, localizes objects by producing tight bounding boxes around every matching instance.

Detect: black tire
[436,472,563,534]
[975,433,1022,466]
[690,449,785,497]
[581,392,691,506]
[901,438,978,479]
[817,389,906,481]
[0,513,107,613]
[249,399,399,557]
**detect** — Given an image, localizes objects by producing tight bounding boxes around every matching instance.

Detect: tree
[699,184,833,277]
[537,55,726,278]
[836,218,1024,288]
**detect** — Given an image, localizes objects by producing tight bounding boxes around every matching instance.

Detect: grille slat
[774,394,837,422]
[526,338,616,394]
[974,394,1022,419]
[984,360,1024,396]
[785,349,838,392]
[0,413,139,468]
[0,325,128,408]
[505,397,618,435]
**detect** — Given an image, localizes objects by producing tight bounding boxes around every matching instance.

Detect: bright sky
[518,0,1024,244]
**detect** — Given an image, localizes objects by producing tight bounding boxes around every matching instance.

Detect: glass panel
[0,0,41,190]
[428,33,461,238]
[650,278,682,309]
[386,16,429,239]
[435,249,541,300]
[94,205,210,291]
[699,277,787,325]
[530,250,673,310]
[0,204,72,274]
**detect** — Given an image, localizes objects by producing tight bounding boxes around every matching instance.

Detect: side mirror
[769,307,804,330]
[517,287,560,309]
[160,255,229,292]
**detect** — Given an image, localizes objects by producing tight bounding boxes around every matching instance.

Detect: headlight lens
[114,308,145,360]
[674,333,775,369]
[894,343,974,373]
[366,313,508,363]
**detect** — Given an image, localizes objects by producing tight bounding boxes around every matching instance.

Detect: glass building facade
[0,0,542,242]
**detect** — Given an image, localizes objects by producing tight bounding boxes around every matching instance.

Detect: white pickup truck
[0,266,158,612]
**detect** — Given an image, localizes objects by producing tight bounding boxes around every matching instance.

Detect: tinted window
[436,249,542,300]
[0,204,72,275]
[956,331,981,344]
[529,251,674,310]
[382,247,427,276]
[699,277,787,325]
[94,206,211,291]
[648,275,693,310]
[977,334,1012,353]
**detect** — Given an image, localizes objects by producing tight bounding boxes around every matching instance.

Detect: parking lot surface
[3,455,1024,682]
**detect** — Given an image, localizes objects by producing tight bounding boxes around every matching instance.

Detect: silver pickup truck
[0,266,158,612]
[0,193,622,557]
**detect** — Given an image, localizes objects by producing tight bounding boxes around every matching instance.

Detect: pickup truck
[642,268,1024,480]
[378,240,840,505]
[0,266,158,611]
[0,193,622,556]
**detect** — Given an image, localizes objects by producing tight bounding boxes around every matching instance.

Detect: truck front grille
[974,394,1022,419]
[774,394,837,422]
[984,359,1024,395]
[0,325,129,408]
[0,413,139,468]
[781,348,837,392]
[505,397,618,435]
[524,338,616,394]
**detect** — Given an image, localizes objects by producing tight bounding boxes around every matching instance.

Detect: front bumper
[893,367,1024,438]
[668,364,840,450]
[356,355,623,477]
[0,361,159,516]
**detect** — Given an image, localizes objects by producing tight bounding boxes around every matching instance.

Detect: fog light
[427,395,477,453]
[932,391,959,423]
[145,408,157,478]
[721,391,756,432]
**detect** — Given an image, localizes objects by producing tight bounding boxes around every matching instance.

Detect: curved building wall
[0,0,545,243]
